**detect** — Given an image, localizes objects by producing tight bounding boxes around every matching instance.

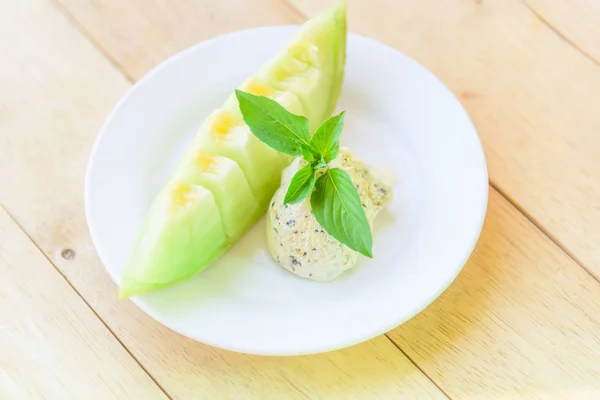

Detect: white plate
[85,26,488,356]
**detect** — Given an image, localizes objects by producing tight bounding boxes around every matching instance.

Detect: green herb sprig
[235,90,373,258]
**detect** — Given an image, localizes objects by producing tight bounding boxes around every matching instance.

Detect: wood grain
[288,0,600,280]
[54,0,304,80]
[0,206,169,400]
[525,0,600,65]
[0,1,447,399]
[391,189,600,399]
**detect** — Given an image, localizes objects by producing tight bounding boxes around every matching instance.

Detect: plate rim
[85,25,489,356]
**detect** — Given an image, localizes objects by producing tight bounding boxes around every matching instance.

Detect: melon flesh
[257,1,346,130]
[192,109,283,207]
[119,183,228,298]
[172,150,260,240]
[224,77,306,167]
[119,1,347,297]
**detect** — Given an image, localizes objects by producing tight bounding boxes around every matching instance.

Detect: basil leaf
[313,156,328,170]
[310,111,345,162]
[300,143,316,162]
[284,163,317,205]
[235,90,311,156]
[310,168,373,257]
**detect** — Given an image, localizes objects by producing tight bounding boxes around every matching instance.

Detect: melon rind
[119,183,228,298]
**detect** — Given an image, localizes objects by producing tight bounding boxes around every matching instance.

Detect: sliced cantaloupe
[120,1,347,297]
[173,150,260,241]
[119,183,228,298]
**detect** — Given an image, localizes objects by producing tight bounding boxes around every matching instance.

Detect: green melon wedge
[119,183,228,298]
[173,150,260,240]
[223,77,305,167]
[191,108,283,207]
[223,77,306,121]
[119,1,347,297]
[257,1,347,130]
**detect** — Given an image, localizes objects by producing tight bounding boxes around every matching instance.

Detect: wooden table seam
[490,181,600,284]
[384,333,454,400]
[522,0,600,68]
[0,203,175,400]
[277,0,307,23]
[51,0,136,83]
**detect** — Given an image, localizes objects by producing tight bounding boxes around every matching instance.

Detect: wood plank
[0,206,169,400]
[0,1,447,399]
[391,189,600,399]
[54,0,305,80]
[288,0,600,279]
[524,0,600,64]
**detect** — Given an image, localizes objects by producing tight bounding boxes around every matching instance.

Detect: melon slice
[257,1,346,130]
[192,109,284,206]
[120,1,347,297]
[223,77,304,118]
[223,77,305,166]
[119,183,228,298]
[173,150,260,240]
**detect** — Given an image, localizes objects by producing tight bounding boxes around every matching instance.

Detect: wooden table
[2,0,600,399]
